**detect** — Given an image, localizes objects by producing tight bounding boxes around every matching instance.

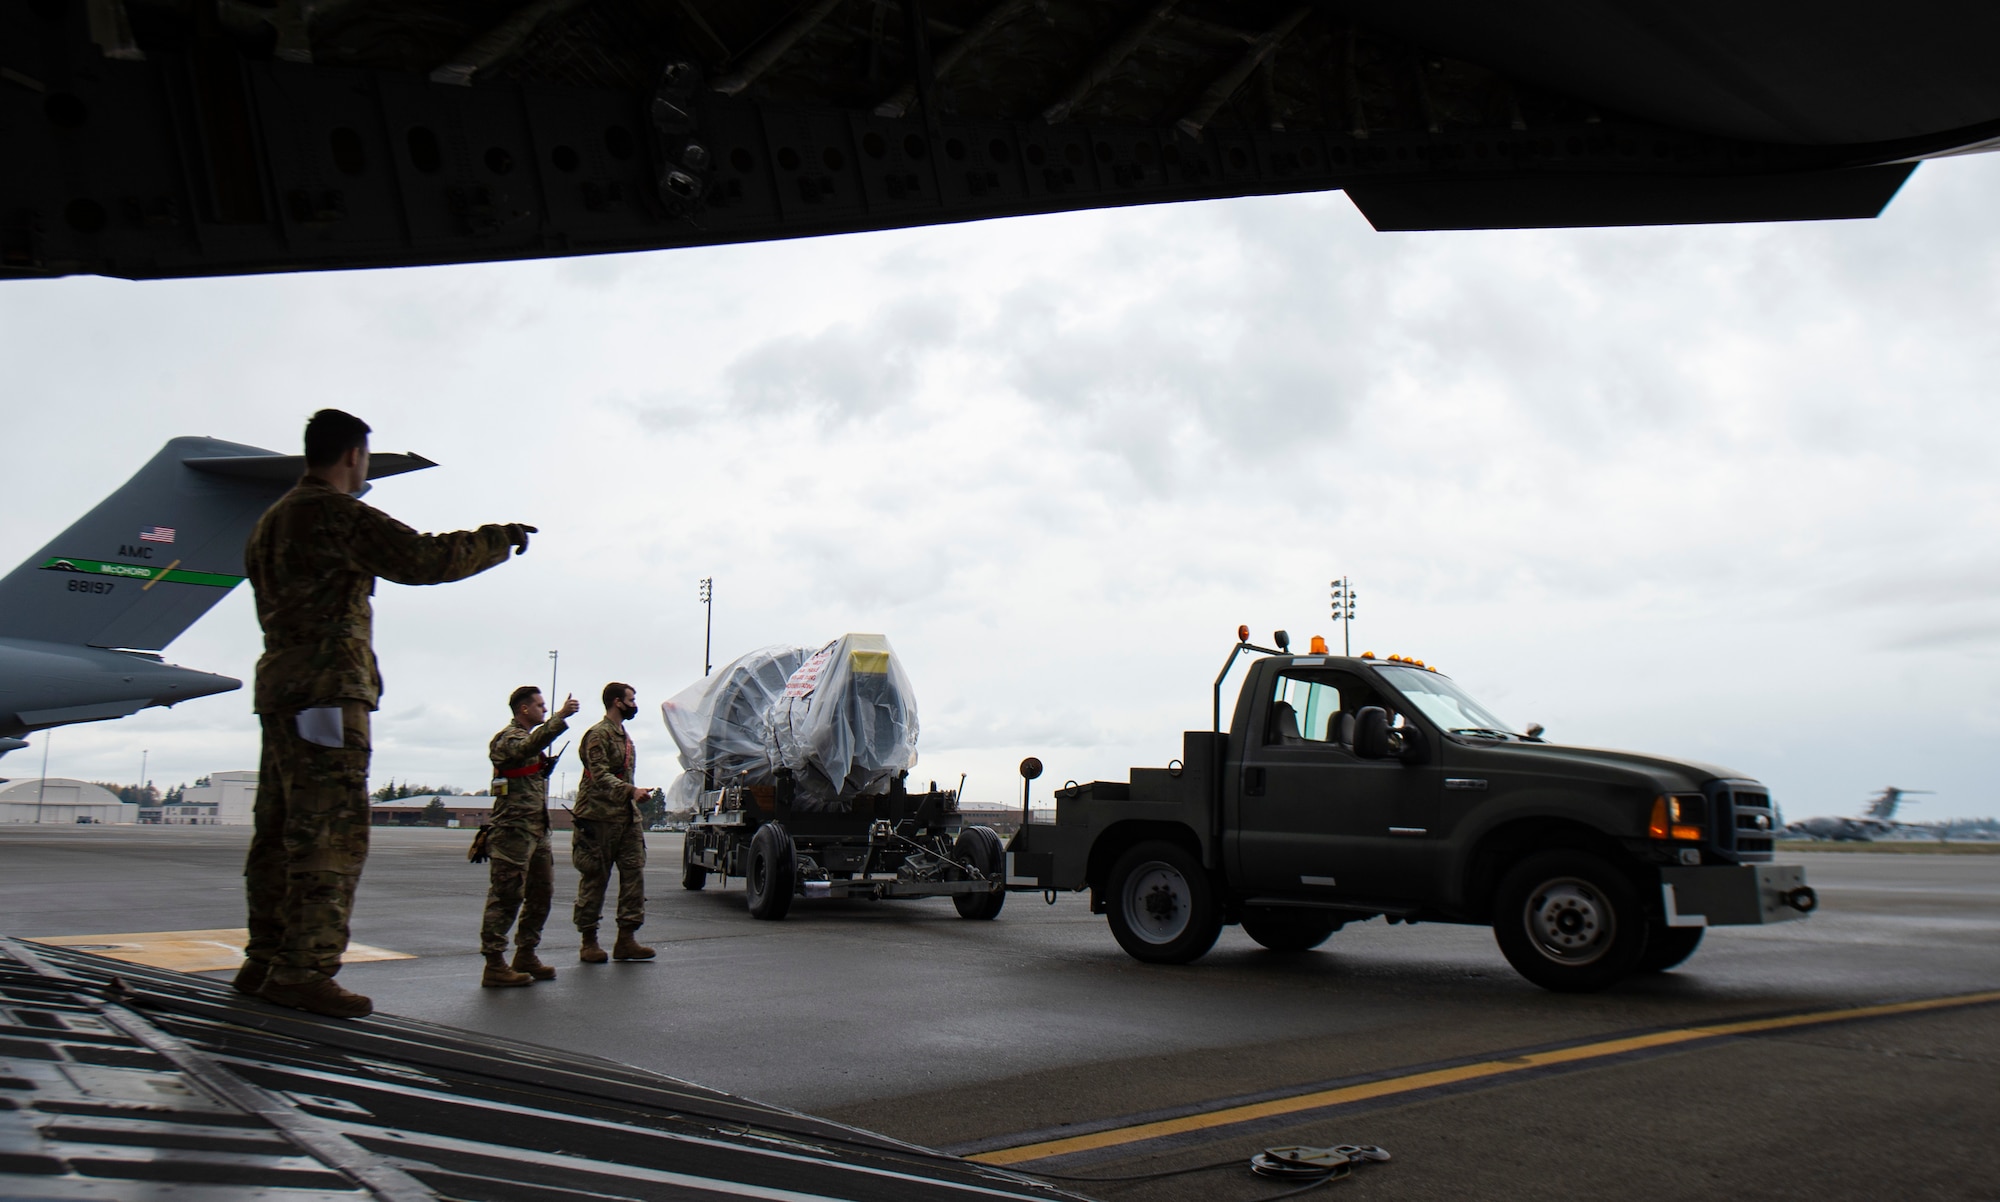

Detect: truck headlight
[1648,794,1707,842]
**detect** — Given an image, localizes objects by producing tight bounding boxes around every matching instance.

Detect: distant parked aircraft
[1785,788,1935,841]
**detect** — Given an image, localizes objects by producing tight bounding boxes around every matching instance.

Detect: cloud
[5,155,2000,823]
[1881,620,2000,652]
[729,296,960,418]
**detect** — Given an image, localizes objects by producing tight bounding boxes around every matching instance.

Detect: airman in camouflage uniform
[238,409,533,1019]
[478,686,578,987]
[572,682,654,963]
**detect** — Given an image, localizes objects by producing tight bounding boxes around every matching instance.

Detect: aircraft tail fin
[0,437,433,651]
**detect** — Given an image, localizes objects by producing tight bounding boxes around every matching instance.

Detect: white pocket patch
[296,706,345,748]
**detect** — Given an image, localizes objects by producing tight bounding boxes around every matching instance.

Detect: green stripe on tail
[40,557,245,589]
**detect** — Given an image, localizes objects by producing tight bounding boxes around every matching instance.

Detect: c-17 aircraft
[1784,787,1935,842]
[0,437,433,761]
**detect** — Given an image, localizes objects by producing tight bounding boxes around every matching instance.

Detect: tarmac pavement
[3,825,1996,1201]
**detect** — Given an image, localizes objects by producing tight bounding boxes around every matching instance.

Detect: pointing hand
[505,523,538,555]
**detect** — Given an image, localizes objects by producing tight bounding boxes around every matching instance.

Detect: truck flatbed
[683,772,1009,920]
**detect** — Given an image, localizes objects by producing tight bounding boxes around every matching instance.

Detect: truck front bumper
[1659,864,1816,927]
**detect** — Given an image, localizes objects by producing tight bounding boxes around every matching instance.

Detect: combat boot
[481,952,533,988]
[231,958,269,996]
[511,947,556,981]
[612,927,656,961]
[578,930,609,964]
[259,974,373,1019]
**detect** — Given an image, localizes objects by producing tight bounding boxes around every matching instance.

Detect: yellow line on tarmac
[30,928,414,974]
[969,989,2000,1166]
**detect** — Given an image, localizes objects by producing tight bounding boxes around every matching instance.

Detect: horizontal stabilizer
[187,450,436,482]
[0,638,242,740]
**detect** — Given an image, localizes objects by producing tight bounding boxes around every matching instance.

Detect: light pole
[35,729,51,824]
[1330,577,1357,655]
[139,749,148,807]
[699,577,714,676]
[548,650,559,707]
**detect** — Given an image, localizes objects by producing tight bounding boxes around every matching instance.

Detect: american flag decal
[139,526,176,544]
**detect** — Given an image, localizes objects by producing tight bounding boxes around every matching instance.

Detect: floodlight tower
[1330,577,1357,655]
[699,578,714,676]
[36,731,51,823]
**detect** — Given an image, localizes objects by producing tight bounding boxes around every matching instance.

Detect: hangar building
[0,778,136,824]
[166,770,258,825]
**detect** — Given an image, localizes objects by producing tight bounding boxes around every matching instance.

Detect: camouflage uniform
[243,477,513,986]
[479,713,568,956]
[572,716,646,934]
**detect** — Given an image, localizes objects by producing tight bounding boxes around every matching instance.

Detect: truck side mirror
[1352,706,1389,759]
[1386,722,1430,765]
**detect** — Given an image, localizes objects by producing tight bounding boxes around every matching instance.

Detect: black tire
[745,823,796,921]
[681,833,708,891]
[1636,923,1704,973]
[1106,841,1223,964]
[951,825,1007,920]
[1492,850,1647,992]
[1240,909,1340,953]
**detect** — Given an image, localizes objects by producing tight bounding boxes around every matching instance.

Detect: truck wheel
[1240,909,1340,953]
[951,826,1007,920]
[681,834,708,892]
[1106,842,1222,965]
[745,823,796,921]
[1492,851,1645,992]
[1636,923,1704,973]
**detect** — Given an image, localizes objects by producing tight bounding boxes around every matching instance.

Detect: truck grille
[1714,786,1775,862]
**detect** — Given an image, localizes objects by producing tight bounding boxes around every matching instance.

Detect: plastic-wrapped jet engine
[661,634,920,813]
[658,644,811,812]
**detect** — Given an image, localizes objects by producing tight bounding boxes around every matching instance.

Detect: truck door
[1234,668,1443,903]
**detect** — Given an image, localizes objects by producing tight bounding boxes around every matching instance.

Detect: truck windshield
[1374,666,1519,739]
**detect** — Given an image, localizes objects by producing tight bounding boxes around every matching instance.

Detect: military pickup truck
[1003,630,1816,992]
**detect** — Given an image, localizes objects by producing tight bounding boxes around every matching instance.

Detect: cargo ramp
[0,938,1077,1202]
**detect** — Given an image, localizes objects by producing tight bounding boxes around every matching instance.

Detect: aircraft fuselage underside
[6,1,1991,282]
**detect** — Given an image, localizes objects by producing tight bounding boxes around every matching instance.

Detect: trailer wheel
[951,826,1007,921]
[1636,923,1704,973]
[1240,909,1340,953]
[746,823,796,921]
[1492,850,1645,992]
[1106,841,1222,964]
[681,833,708,891]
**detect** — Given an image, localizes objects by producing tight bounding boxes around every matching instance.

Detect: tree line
[88,777,208,806]
[77,776,671,827]
[371,780,466,800]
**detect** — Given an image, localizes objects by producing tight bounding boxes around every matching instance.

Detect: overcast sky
[4,153,1997,821]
